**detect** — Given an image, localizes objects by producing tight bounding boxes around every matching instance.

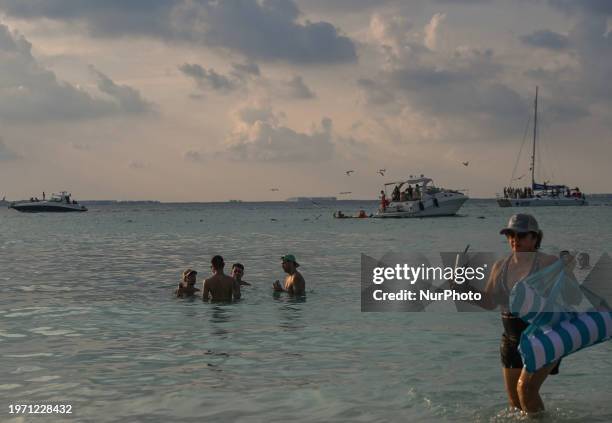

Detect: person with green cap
[273,254,305,296]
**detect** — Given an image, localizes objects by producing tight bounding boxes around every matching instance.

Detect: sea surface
[1,200,611,422]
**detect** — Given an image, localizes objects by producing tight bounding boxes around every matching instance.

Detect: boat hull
[375,196,467,218]
[497,197,587,207]
[9,202,87,212]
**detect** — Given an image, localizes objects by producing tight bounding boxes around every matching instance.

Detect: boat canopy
[532,182,567,190]
[383,177,432,187]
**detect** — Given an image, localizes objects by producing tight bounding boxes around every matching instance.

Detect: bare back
[203,274,234,301]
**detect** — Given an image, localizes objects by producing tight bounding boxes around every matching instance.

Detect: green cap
[281,254,300,267]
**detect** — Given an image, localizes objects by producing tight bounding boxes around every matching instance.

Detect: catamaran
[375,175,468,218]
[497,87,587,207]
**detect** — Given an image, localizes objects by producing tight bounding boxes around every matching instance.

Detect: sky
[0,0,611,201]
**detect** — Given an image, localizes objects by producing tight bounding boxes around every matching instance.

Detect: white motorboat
[497,87,587,207]
[9,192,87,213]
[374,176,468,218]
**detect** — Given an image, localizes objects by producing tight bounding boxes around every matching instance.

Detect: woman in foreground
[481,214,559,414]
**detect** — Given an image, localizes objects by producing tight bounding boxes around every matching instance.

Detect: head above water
[281,254,300,272]
[500,214,543,251]
[231,263,244,279]
[211,255,225,271]
[182,269,197,283]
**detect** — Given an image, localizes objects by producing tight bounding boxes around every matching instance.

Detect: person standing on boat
[380,190,388,211]
[478,214,560,414]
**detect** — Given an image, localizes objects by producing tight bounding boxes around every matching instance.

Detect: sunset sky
[1,0,611,201]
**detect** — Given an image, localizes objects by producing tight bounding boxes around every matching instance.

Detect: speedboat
[9,192,87,213]
[374,176,468,218]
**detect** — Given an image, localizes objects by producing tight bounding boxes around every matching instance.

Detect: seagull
[377,169,386,176]
[345,170,354,176]
[462,161,469,167]
[269,188,279,191]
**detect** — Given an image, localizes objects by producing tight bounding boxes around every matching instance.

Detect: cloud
[230,62,260,79]
[184,150,206,163]
[520,29,569,50]
[547,0,612,16]
[179,63,236,93]
[128,160,148,169]
[222,104,334,162]
[282,76,315,99]
[0,137,19,160]
[89,66,155,114]
[424,13,446,50]
[0,0,357,64]
[368,13,424,67]
[0,22,154,122]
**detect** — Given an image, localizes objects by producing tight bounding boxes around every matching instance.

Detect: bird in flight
[345,170,354,176]
[269,188,279,191]
[377,169,386,176]
[462,161,469,167]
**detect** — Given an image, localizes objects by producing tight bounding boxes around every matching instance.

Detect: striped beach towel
[509,259,612,372]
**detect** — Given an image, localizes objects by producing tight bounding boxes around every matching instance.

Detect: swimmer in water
[202,255,234,302]
[231,263,250,300]
[272,254,305,296]
[175,269,199,298]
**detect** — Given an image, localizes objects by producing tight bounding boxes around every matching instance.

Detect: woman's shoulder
[538,252,559,268]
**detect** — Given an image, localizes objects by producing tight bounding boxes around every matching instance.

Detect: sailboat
[497,87,587,207]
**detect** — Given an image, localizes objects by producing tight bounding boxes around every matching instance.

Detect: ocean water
[1,200,611,422]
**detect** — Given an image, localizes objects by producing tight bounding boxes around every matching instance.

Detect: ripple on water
[29,327,74,336]
[11,366,44,374]
[0,331,27,338]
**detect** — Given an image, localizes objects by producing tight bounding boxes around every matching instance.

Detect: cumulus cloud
[222,104,334,162]
[424,13,446,50]
[362,17,528,140]
[368,13,424,66]
[520,29,569,50]
[0,22,154,122]
[0,0,357,64]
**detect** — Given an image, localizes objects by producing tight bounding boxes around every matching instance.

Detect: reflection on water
[0,202,611,422]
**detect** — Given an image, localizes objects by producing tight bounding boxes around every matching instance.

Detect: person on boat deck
[175,269,200,298]
[414,184,421,200]
[273,254,305,296]
[400,189,407,202]
[466,214,572,414]
[203,255,234,302]
[380,191,388,211]
[391,185,400,202]
[407,184,413,200]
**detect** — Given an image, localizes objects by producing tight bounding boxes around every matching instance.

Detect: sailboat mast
[531,86,538,188]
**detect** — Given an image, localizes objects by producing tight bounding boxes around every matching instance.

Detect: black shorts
[500,334,560,374]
